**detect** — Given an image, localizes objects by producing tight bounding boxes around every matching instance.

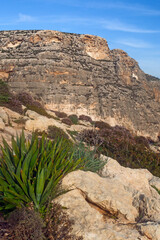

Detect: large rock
[56,159,160,240]
[0,30,160,140]
[25,114,70,138]
[0,118,5,130]
[0,107,9,124]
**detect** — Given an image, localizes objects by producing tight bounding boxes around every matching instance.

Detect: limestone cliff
[0,30,160,139]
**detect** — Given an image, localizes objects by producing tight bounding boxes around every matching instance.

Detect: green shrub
[94,121,111,129]
[78,125,160,177]
[72,142,106,173]
[0,79,10,104]
[54,111,67,118]
[0,131,83,214]
[77,129,103,147]
[67,130,78,140]
[69,114,79,125]
[47,125,70,142]
[79,115,92,123]
[62,118,73,126]
[26,104,50,117]
[0,80,23,114]
[0,203,83,240]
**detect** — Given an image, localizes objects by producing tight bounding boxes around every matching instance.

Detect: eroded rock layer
[0,30,160,139]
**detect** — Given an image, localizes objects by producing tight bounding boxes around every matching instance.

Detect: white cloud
[41,16,160,34]
[82,1,160,16]
[115,39,153,48]
[18,14,36,23]
[45,1,160,16]
[101,19,160,33]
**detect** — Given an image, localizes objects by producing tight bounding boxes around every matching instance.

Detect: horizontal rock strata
[0,30,160,139]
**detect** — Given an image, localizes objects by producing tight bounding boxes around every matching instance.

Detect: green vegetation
[151,185,160,195]
[0,131,84,239]
[47,125,70,142]
[67,130,78,140]
[0,79,10,104]
[69,114,79,125]
[79,114,93,123]
[0,131,83,214]
[78,122,160,177]
[62,117,73,126]
[72,142,107,173]
[0,79,23,114]
[54,111,67,118]
[7,207,45,240]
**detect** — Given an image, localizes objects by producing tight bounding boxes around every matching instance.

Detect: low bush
[43,203,83,240]
[7,207,45,240]
[47,125,70,142]
[7,95,23,114]
[54,111,68,118]
[17,92,42,109]
[0,80,23,114]
[0,79,10,104]
[78,125,160,177]
[77,129,103,147]
[69,114,79,125]
[62,118,73,126]
[0,203,83,240]
[72,142,107,173]
[94,121,111,129]
[79,115,92,123]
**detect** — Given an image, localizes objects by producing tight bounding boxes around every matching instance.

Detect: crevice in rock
[76,187,127,222]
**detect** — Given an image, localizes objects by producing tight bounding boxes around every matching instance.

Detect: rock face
[57,157,160,240]
[0,30,160,139]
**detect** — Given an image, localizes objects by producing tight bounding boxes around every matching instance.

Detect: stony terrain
[57,157,160,240]
[0,105,160,239]
[0,30,160,140]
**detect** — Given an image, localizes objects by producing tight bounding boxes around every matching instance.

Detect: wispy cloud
[115,38,153,48]
[47,16,160,34]
[0,14,159,34]
[43,0,160,16]
[101,19,160,33]
[17,13,36,23]
[85,2,160,16]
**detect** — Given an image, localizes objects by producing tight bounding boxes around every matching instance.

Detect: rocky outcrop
[0,30,160,139]
[57,157,160,240]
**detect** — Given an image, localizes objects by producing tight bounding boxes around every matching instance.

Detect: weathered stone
[0,118,5,130]
[137,222,160,240]
[3,107,21,121]
[0,30,160,140]
[61,170,139,222]
[0,107,9,124]
[25,109,41,120]
[100,158,153,194]
[56,159,160,240]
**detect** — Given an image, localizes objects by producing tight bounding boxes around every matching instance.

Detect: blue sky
[1,0,160,78]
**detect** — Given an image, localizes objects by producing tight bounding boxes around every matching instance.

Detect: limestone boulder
[25,115,69,136]
[0,107,9,124]
[56,159,160,240]
[0,118,5,130]
[25,110,41,120]
[100,157,153,194]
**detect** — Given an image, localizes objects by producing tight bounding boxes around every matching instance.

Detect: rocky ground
[0,106,160,239]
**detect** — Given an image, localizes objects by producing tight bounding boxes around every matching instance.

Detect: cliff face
[0,30,160,139]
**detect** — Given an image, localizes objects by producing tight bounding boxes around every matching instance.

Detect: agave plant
[0,131,83,213]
